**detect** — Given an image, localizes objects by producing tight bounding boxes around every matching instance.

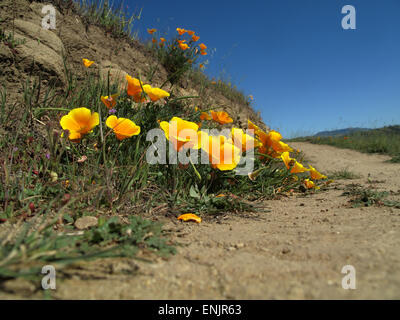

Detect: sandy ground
[1,142,400,299]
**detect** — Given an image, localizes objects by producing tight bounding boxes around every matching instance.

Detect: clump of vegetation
[0,214,175,280]
[342,184,400,208]
[0,28,26,50]
[328,168,361,180]
[146,27,208,86]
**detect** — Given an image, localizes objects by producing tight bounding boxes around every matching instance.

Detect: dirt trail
[2,143,400,299]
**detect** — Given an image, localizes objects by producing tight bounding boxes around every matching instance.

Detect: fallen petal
[177,213,202,223]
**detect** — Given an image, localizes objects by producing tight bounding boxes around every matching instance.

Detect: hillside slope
[0,0,264,128]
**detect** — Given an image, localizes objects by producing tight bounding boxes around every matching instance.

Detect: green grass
[290,126,400,162]
[0,27,26,50]
[71,0,142,40]
[328,168,361,180]
[0,213,175,281]
[342,184,400,208]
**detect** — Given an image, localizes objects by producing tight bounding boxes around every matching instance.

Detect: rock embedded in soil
[74,216,98,230]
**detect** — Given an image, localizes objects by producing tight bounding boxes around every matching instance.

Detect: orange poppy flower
[60,108,99,141]
[106,115,141,141]
[210,110,233,125]
[187,30,195,36]
[200,112,212,121]
[176,28,186,35]
[82,59,94,68]
[192,35,200,42]
[101,94,119,109]
[308,165,327,180]
[200,50,207,56]
[179,43,190,50]
[248,120,292,156]
[160,37,166,42]
[126,75,145,102]
[199,43,207,50]
[160,117,201,151]
[147,28,157,34]
[199,64,205,69]
[304,179,315,189]
[152,38,157,44]
[177,213,202,223]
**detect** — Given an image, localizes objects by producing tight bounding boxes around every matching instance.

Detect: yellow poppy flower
[143,85,170,102]
[309,165,327,180]
[147,28,157,34]
[101,93,119,109]
[231,128,261,152]
[200,132,241,171]
[192,35,200,42]
[199,43,207,50]
[106,116,140,141]
[179,43,190,50]
[82,58,94,68]
[160,117,200,151]
[304,179,315,189]
[281,152,309,174]
[210,110,233,125]
[176,28,186,35]
[60,107,99,141]
[177,213,202,223]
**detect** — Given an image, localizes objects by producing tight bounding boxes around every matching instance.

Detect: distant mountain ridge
[314,128,371,137]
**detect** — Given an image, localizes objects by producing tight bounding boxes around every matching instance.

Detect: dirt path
[2,143,400,299]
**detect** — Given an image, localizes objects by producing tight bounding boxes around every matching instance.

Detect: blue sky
[124,0,400,137]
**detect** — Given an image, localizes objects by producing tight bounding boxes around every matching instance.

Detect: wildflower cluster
[148,27,208,84]
[57,46,328,223]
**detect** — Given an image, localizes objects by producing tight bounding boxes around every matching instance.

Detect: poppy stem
[189,159,201,181]
[97,103,112,206]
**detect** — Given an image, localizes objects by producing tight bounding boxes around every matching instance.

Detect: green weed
[328,168,361,180]
[342,184,400,208]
